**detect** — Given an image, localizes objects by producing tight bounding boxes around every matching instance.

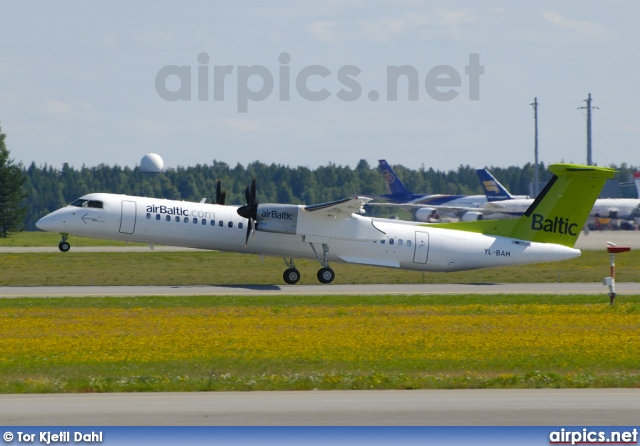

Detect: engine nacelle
[255,204,300,234]
[460,211,484,222]
[414,207,440,222]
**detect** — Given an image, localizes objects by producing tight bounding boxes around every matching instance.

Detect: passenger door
[119,200,137,234]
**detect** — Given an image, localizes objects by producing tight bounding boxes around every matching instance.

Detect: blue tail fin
[476,169,513,202]
[378,160,413,195]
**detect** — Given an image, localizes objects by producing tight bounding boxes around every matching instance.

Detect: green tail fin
[427,163,615,247]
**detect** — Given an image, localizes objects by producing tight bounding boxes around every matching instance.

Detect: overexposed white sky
[1,1,638,171]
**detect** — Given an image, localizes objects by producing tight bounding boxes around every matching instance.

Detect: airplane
[374,163,529,221]
[376,159,489,221]
[469,169,538,218]
[36,163,613,285]
[418,168,533,220]
[476,168,529,202]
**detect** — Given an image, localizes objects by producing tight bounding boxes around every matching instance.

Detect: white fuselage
[412,194,487,208]
[482,198,640,221]
[36,193,581,273]
[590,199,640,220]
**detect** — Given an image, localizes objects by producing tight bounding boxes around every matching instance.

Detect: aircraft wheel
[58,241,71,252]
[283,268,301,284]
[317,267,335,284]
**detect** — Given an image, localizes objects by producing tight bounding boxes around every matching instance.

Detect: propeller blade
[244,218,252,247]
[238,178,259,247]
[215,180,226,205]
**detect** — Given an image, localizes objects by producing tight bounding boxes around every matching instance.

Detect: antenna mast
[578,93,598,165]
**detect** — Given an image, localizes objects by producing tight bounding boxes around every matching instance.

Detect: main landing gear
[317,267,335,284]
[281,242,336,285]
[58,234,70,252]
[310,242,335,284]
[282,258,301,284]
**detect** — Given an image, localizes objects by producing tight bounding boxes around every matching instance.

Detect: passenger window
[184,217,189,223]
[193,218,198,224]
[219,221,223,227]
[228,221,233,228]
[398,239,403,246]
[146,213,151,219]
[202,219,207,225]
[238,222,243,229]
[381,240,385,244]
[176,216,180,222]
[166,215,171,222]
[389,238,394,245]
[210,220,216,226]
[407,240,412,247]
[155,214,160,221]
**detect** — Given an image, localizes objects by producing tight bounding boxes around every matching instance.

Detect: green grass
[0,231,146,247]
[0,249,639,286]
[1,231,638,286]
[1,294,639,393]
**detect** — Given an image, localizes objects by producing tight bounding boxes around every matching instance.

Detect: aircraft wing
[369,202,518,221]
[304,197,372,218]
[296,197,384,241]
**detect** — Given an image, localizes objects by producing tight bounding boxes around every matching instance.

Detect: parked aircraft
[36,164,613,284]
[376,159,488,221]
[476,168,529,202]
[421,168,532,220]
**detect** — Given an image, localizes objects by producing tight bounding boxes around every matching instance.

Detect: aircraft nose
[36,211,67,232]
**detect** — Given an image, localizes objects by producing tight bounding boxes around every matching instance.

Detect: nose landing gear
[58,234,70,252]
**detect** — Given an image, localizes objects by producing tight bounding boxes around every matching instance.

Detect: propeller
[237,178,258,246]
[215,180,226,205]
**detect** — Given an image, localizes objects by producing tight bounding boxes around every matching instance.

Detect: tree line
[20,159,639,231]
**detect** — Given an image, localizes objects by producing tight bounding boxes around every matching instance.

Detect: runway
[2,389,639,426]
[0,282,637,298]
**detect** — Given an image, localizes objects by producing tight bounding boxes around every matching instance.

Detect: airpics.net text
[155,52,483,112]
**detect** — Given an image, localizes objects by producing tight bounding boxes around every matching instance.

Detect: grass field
[0,231,147,247]
[0,249,639,286]
[1,294,639,393]
[1,232,639,286]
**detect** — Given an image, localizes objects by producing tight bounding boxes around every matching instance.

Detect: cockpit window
[70,199,103,209]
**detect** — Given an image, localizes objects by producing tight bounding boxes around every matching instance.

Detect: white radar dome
[140,153,164,173]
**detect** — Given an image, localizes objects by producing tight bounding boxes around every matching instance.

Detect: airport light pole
[530,97,539,196]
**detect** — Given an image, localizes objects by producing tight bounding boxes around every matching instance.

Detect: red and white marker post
[603,244,631,305]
